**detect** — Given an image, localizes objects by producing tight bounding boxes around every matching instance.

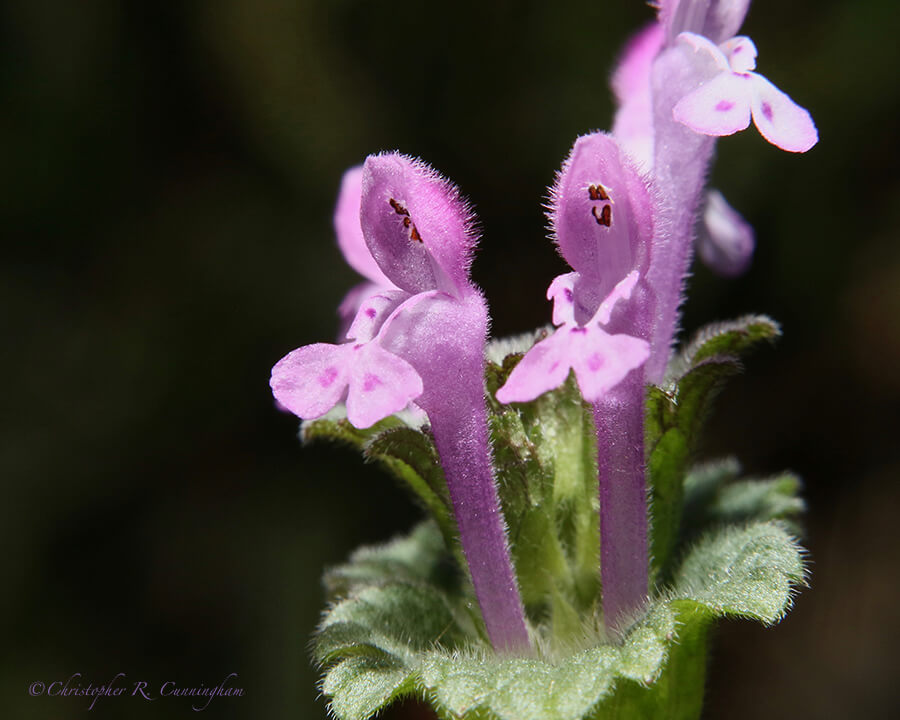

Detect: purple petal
[697,190,755,277]
[334,165,393,286]
[549,132,654,304]
[611,22,665,170]
[345,343,423,429]
[721,36,757,73]
[361,153,476,297]
[270,343,351,420]
[660,0,751,46]
[750,74,819,153]
[495,329,574,404]
[345,289,410,342]
[571,328,650,402]
[673,71,753,136]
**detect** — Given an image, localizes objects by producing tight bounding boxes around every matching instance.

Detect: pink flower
[272,154,531,652]
[673,33,818,152]
[496,132,653,405]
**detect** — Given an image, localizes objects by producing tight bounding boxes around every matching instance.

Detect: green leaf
[303,410,461,555]
[672,356,743,442]
[322,656,416,720]
[712,475,805,526]
[423,604,678,720]
[315,519,807,720]
[598,611,708,720]
[301,412,406,451]
[323,521,457,597]
[680,460,805,541]
[318,583,466,663]
[646,427,689,580]
[645,313,775,579]
[670,315,781,378]
[364,427,459,553]
[672,521,806,624]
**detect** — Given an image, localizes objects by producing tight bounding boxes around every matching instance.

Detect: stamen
[389,198,410,216]
[592,205,612,227]
[389,197,424,243]
[588,183,610,201]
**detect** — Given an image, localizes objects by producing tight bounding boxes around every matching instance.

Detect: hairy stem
[429,399,532,653]
[594,372,649,631]
[400,292,531,653]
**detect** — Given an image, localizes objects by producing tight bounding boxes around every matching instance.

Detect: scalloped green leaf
[672,521,805,624]
[322,656,415,720]
[422,603,678,720]
[318,583,466,664]
[315,519,806,720]
[671,315,781,378]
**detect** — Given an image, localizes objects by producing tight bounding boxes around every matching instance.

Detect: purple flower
[497,132,654,405]
[272,154,531,652]
[673,33,818,152]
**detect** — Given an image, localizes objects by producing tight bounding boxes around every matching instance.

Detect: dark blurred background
[2,0,898,718]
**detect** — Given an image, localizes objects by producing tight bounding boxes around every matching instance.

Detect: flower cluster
[272,0,816,661]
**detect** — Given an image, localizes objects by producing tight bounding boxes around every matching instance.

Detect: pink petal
[673,71,753,136]
[750,74,818,153]
[720,36,757,73]
[270,343,351,420]
[345,289,410,342]
[570,329,650,402]
[345,343,423,428]
[547,273,579,326]
[361,153,476,297]
[495,329,574,404]
[593,270,640,325]
[334,166,392,286]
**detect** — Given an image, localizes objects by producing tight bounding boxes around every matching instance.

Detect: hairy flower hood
[271,152,485,429]
[497,132,655,405]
